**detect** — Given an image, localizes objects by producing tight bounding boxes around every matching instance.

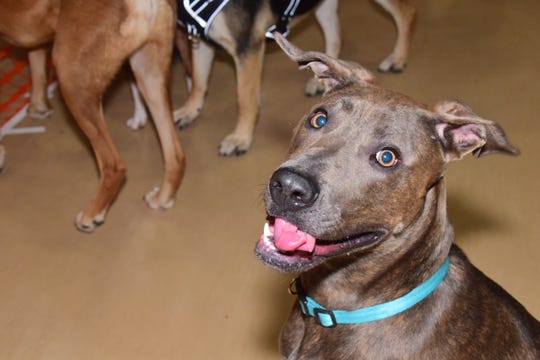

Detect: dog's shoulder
[446,246,540,354]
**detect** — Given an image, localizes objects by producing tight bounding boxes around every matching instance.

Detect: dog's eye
[310,111,328,129]
[375,148,399,168]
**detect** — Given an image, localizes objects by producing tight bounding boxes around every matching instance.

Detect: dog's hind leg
[130,39,185,210]
[305,0,341,96]
[52,6,136,232]
[57,77,127,232]
[54,68,127,232]
[173,40,215,128]
[374,0,416,73]
[219,39,266,156]
[27,47,53,119]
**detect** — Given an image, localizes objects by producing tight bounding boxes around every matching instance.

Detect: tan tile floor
[1,0,539,358]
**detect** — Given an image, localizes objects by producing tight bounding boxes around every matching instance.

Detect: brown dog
[129,0,416,156]
[0,144,4,173]
[255,34,540,359]
[0,0,185,232]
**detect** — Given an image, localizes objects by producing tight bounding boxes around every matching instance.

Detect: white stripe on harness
[182,0,231,37]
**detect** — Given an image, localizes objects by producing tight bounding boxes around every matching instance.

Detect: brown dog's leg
[305,0,341,96]
[173,40,215,128]
[52,5,139,232]
[130,43,185,210]
[175,27,193,80]
[58,82,126,232]
[374,0,416,73]
[219,40,266,156]
[62,92,127,232]
[0,145,5,173]
[27,47,53,119]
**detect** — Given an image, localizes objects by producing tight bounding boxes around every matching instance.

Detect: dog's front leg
[374,0,416,73]
[173,40,215,128]
[279,303,305,360]
[27,47,53,119]
[218,40,265,156]
[306,0,341,96]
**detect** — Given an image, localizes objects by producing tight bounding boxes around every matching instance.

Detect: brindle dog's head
[255,34,518,272]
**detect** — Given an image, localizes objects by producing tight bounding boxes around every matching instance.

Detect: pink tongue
[273,218,316,253]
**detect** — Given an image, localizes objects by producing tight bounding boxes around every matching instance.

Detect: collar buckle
[313,308,337,328]
[288,277,299,295]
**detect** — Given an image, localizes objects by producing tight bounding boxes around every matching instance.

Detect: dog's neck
[301,178,453,310]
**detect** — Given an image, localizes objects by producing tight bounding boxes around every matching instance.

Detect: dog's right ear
[433,100,520,161]
[273,32,376,94]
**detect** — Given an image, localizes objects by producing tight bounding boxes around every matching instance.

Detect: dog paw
[304,77,325,97]
[144,187,175,210]
[378,55,406,73]
[27,105,53,120]
[173,106,201,129]
[75,210,106,233]
[218,134,251,156]
[126,114,147,130]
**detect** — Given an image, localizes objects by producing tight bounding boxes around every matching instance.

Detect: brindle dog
[255,33,540,359]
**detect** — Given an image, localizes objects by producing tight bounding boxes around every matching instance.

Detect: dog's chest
[281,311,430,359]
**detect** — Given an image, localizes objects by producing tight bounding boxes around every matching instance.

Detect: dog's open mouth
[255,217,386,272]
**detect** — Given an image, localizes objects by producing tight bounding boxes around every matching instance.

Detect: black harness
[177,0,320,40]
[266,0,321,39]
[177,0,231,39]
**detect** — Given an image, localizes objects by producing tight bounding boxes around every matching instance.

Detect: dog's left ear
[273,32,375,94]
[433,100,519,161]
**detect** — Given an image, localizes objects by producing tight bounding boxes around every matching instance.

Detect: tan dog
[256,34,539,359]
[0,0,185,232]
[129,0,416,156]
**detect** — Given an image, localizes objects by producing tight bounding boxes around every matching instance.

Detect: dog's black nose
[269,168,319,210]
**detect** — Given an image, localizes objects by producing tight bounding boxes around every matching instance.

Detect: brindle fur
[257,34,540,359]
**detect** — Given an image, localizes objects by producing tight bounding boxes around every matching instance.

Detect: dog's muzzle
[269,167,319,212]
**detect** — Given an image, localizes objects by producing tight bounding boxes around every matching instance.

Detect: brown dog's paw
[27,105,53,120]
[144,187,175,210]
[218,134,251,156]
[378,55,406,73]
[173,106,201,129]
[75,211,106,233]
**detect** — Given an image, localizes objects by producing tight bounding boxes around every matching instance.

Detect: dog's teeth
[263,222,272,239]
[262,222,277,250]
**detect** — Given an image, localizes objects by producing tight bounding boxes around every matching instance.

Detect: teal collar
[291,257,450,327]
